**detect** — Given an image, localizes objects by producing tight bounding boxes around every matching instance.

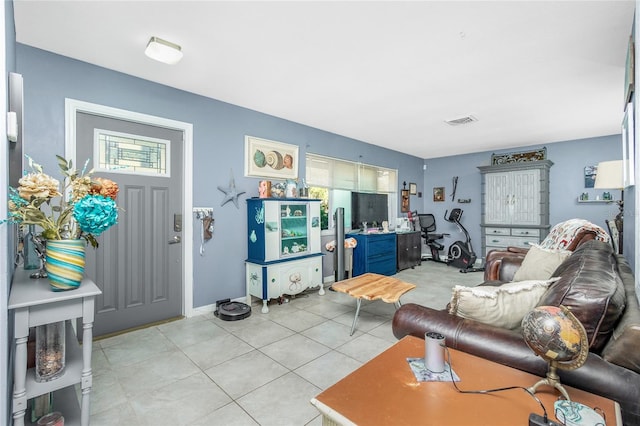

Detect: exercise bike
[444,208,483,273]
[420,209,483,273]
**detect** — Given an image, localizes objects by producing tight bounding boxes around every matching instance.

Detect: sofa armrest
[565,229,597,251]
[392,303,640,424]
[392,303,547,373]
[497,257,524,282]
[483,247,528,281]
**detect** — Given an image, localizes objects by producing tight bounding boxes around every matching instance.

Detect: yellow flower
[71,175,92,202]
[17,173,61,200]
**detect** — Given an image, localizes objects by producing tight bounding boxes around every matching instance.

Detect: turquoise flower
[72,195,118,236]
[7,187,29,221]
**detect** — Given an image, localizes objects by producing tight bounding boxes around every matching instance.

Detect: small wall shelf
[577,198,616,204]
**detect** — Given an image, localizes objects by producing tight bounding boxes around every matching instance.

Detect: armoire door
[484,172,511,225]
[485,169,541,226]
[510,169,541,225]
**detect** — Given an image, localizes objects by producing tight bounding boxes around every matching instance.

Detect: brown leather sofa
[482,228,598,283]
[392,240,640,423]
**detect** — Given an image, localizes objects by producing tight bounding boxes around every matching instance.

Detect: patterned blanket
[538,219,610,250]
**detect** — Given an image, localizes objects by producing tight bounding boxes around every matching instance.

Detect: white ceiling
[13,1,636,159]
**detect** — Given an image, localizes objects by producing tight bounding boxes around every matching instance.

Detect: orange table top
[312,336,621,426]
[331,273,416,303]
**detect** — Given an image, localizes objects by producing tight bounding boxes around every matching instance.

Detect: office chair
[418,214,449,262]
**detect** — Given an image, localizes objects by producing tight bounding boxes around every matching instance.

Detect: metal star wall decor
[218,169,246,208]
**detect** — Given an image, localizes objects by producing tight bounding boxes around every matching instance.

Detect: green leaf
[56,155,68,172]
[86,234,99,249]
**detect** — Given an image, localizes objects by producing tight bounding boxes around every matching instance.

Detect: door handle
[168,236,181,244]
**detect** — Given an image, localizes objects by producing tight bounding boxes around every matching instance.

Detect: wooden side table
[311,336,622,426]
[331,273,416,335]
[9,270,101,426]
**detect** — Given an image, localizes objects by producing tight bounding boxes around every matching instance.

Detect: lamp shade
[145,36,183,64]
[594,160,624,190]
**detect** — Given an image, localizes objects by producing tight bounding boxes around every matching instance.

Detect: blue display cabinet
[246,198,324,312]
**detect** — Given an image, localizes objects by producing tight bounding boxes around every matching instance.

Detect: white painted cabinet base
[484,226,541,254]
[246,255,324,313]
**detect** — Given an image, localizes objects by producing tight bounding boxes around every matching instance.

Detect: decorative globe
[521,306,588,367]
[521,305,589,401]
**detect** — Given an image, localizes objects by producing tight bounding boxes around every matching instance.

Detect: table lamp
[594,160,624,248]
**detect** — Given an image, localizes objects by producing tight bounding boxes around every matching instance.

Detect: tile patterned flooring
[88,262,482,425]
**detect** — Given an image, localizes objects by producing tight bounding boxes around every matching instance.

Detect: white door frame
[64,99,195,317]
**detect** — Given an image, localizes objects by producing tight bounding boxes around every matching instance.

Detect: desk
[311,336,621,426]
[331,273,415,335]
[9,271,101,426]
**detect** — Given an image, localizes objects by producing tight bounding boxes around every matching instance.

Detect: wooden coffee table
[310,335,622,426]
[331,273,416,335]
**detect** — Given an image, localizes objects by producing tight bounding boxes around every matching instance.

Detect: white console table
[9,270,101,426]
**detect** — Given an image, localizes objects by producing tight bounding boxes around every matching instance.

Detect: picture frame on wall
[401,189,410,212]
[622,102,635,187]
[244,135,299,179]
[433,187,445,202]
[624,36,635,106]
[584,165,597,188]
[409,182,417,195]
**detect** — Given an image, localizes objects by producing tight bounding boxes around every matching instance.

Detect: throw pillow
[448,278,560,329]
[512,244,571,281]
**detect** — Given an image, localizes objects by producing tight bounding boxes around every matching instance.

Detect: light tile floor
[88,261,483,425]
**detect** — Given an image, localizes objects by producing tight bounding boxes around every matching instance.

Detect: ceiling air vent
[445,115,478,126]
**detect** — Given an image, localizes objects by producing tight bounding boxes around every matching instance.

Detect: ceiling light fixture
[145,36,183,64]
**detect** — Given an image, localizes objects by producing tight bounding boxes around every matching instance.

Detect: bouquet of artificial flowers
[7,155,119,248]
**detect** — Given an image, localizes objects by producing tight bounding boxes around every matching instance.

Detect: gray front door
[76,112,183,337]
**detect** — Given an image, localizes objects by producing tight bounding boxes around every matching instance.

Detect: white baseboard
[190,296,248,317]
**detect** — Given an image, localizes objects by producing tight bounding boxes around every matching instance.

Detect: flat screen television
[351,192,388,230]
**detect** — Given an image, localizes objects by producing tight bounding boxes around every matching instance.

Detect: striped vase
[45,239,86,291]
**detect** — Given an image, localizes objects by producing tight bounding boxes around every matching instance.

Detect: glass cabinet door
[280,202,309,257]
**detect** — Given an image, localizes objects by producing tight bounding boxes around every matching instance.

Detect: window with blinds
[306,154,397,192]
[306,153,398,231]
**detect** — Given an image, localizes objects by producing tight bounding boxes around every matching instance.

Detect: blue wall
[423,135,623,257]
[15,43,424,308]
[14,43,628,308]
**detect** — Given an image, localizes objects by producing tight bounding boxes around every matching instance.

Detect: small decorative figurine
[258,180,271,198]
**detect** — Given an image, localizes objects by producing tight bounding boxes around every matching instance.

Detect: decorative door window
[94,128,170,177]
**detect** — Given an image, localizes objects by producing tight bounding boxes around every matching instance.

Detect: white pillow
[512,244,571,282]
[448,278,560,329]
